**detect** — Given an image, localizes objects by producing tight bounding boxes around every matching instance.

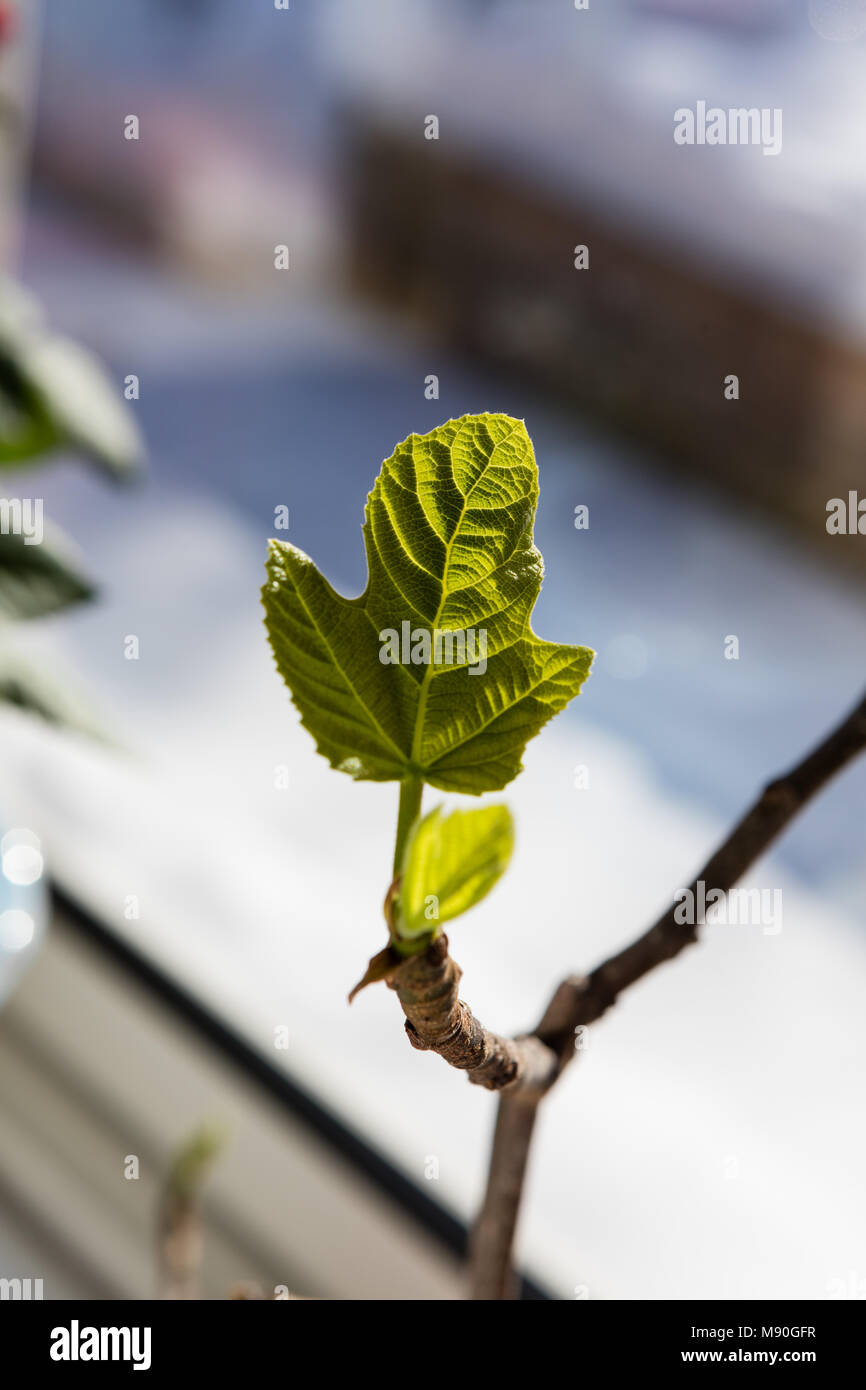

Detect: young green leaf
[263,413,593,793]
[396,804,514,941]
[164,1124,224,1202]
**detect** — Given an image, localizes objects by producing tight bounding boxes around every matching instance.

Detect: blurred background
[0,0,865,1300]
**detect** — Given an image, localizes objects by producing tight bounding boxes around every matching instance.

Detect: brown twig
[390,690,866,1297]
[468,689,866,1297]
[388,936,558,1093]
[545,687,866,1058]
[469,1094,540,1300]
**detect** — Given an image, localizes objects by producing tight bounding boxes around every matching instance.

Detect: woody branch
[386,688,866,1296]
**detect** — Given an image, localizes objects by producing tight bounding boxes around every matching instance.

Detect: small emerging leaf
[263,414,593,793]
[165,1124,224,1201]
[397,803,514,940]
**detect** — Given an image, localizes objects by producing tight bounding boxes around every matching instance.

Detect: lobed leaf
[263,413,593,793]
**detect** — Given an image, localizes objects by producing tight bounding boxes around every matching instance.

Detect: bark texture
[389,936,558,1094]
[377,692,866,1296]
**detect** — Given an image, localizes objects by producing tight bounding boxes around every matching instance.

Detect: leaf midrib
[409,422,522,766]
